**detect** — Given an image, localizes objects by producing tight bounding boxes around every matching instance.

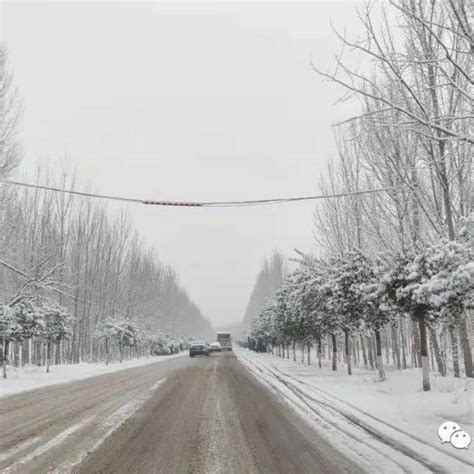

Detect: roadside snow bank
[0,353,186,398]
[236,347,473,474]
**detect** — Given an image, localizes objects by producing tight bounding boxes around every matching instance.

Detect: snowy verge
[236,347,473,474]
[0,353,186,398]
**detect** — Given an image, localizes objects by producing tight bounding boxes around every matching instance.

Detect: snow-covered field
[236,347,473,473]
[0,353,186,398]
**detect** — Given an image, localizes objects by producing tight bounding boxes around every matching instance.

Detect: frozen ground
[0,352,186,398]
[236,347,473,473]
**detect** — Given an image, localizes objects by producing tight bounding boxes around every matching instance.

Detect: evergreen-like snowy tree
[41,302,73,373]
[327,252,372,375]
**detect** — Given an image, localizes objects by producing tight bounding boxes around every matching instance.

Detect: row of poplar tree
[0,44,212,378]
[249,232,473,391]
[0,170,211,377]
[248,0,473,392]
[0,299,186,379]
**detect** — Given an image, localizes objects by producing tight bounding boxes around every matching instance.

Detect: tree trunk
[429,337,435,371]
[391,323,401,370]
[399,315,407,369]
[11,342,16,368]
[2,339,9,379]
[352,337,358,366]
[385,326,391,365]
[307,342,311,365]
[360,335,368,368]
[429,326,446,376]
[292,340,296,362]
[366,335,374,369]
[46,341,51,373]
[55,340,61,365]
[318,337,322,369]
[459,319,473,378]
[344,330,352,375]
[413,320,422,368]
[331,334,337,371]
[416,307,430,391]
[105,337,109,366]
[374,329,385,381]
[449,326,460,378]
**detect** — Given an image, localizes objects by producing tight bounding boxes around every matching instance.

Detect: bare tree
[0,44,22,181]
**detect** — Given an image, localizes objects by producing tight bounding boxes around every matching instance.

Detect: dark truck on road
[189,342,209,357]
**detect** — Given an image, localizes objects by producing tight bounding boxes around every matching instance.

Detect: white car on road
[208,341,222,352]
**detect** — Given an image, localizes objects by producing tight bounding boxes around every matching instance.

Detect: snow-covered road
[0,351,355,473]
[1,349,471,473]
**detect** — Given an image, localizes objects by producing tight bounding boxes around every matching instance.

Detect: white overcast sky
[2,1,363,328]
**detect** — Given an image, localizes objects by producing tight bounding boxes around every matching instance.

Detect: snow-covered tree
[95,318,137,364]
[41,303,73,373]
[380,239,473,390]
[0,301,44,378]
[361,257,401,380]
[328,252,373,375]
[297,262,335,368]
[0,305,21,379]
[249,298,277,352]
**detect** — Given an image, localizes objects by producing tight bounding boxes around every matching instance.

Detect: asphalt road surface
[0,352,358,474]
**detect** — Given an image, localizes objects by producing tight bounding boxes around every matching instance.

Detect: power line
[0,179,410,208]
[2,180,143,204]
[199,185,410,207]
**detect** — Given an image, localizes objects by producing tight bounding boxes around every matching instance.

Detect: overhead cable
[0,179,410,208]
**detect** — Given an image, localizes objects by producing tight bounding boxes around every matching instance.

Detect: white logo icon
[450,430,471,450]
[438,421,471,449]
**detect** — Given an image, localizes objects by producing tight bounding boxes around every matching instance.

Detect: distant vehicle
[189,342,209,357]
[217,332,232,351]
[209,341,221,352]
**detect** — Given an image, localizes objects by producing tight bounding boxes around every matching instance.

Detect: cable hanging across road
[0,179,411,208]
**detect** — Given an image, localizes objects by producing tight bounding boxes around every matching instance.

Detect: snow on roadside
[236,347,473,474]
[0,353,186,398]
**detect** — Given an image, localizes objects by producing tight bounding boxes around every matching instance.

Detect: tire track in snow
[270,363,474,469]
[0,437,41,463]
[241,350,473,474]
[237,352,405,473]
[238,350,434,473]
[3,418,94,473]
[56,377,167,472]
